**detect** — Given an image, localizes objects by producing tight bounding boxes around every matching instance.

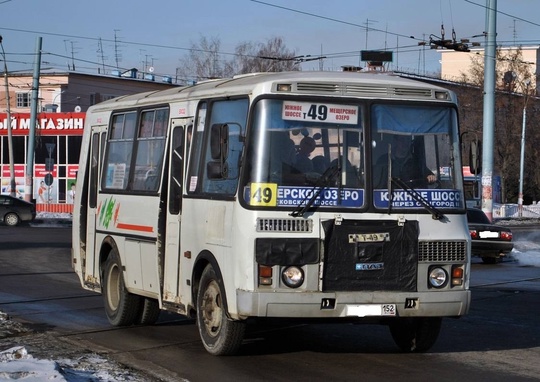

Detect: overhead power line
[249,0,419,41]
[464,0,540,28]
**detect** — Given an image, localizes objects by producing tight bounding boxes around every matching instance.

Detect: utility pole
[360,19,378,66]
[25,36,42,203]
[0,35,15,198]
[114,30,122,70]
[97,37,106,74]
[518,80,530,217]
[481,0,497,221]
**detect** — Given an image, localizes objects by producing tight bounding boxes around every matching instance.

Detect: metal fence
[493,203,540,219]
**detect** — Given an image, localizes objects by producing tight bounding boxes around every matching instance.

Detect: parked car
[467,208,513,264]
[0,195,36,226]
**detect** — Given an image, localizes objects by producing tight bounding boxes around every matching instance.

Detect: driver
[375,135,436,188]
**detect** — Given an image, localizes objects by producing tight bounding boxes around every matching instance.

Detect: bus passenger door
[162,118,189,303]
[86,126,106,284]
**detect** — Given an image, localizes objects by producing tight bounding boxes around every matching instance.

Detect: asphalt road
[0,224,539,381]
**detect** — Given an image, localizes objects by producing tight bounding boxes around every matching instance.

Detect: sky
[0,0,540,82]
[0,0,539,82]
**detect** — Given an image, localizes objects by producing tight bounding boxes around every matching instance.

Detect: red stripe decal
[116,222,154,233]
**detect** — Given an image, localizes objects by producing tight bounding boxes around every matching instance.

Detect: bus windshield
[244,98,365,210]
[244,98,463,212]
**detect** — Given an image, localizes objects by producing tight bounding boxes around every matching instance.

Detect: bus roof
[89,71,456,112]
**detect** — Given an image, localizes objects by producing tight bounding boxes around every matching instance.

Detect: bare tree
[176,35,229,83]
[233,37,300,74]
[177,35,299,83]
[458,47,539,203]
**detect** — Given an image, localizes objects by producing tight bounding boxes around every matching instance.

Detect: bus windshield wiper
[290,164,340,217]
[391,177,446,221]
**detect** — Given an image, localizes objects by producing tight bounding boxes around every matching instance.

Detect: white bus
[72,71,471,355]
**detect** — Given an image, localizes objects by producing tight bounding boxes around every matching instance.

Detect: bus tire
[137,297,161,325]
[389,317,442,353]
[102,249,141,326]
[197,264,245,356]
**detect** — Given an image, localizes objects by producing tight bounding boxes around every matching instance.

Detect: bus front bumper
[236,289,471,319]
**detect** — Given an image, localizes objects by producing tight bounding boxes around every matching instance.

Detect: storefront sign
[0,112,85,136]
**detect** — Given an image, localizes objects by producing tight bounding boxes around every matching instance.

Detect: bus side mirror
[210,123,229,160]
[207,123,229,179]
[469,139,482,175]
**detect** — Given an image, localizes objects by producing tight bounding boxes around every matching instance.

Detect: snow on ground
[36,212,72,219]
[0,312,158,381]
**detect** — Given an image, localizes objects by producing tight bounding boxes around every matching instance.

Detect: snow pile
[0,346,144,381]
[0,346,65,380]
[0,311,152,381]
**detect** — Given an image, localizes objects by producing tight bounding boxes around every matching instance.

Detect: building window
[16,93,31,108]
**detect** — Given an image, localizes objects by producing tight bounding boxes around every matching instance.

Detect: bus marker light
[276,83,292,92]
[435,91,449,100]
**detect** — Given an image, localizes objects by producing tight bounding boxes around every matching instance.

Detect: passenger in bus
[282,138,297,170]
[267,134,295,183]
[294,136,316,173]
[312,155,330,174]
[375,135,436,188]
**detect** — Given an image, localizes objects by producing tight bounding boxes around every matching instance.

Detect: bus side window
[186,102,207,194]
[201,98,248,195]
[103,112,137,190]
[132,108,169,192]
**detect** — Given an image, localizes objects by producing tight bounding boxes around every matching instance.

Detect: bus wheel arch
[190,251,226,316]
[192,251,246,355]
[100,237,141,326]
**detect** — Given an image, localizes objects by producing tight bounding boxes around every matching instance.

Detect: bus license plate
[381,304,396,316]
[346,304,396,317]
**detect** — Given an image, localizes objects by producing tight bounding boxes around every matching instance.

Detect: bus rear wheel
[197,265,245,356]
[102,249,141,326]
[389,317,442,352]
[137,297,161,325]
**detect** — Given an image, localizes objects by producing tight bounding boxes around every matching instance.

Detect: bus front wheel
[197,265,245,355]
[102,249,141,326]
[389,317,442,352]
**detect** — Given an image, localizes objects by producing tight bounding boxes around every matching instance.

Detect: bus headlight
[281,266,304,288]
[428,267,448,288]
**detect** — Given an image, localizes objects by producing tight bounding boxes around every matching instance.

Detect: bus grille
[295,82,434,99]
[418,241,467,262]
[256,218,313,233]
